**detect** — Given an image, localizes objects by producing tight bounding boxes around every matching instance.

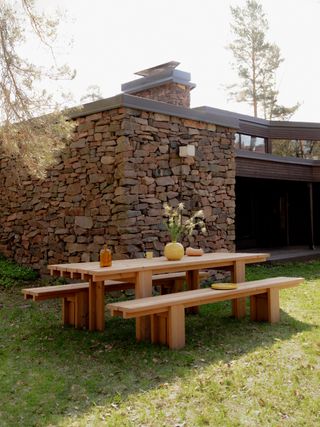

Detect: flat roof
[69,93,239,129]
[69,94,320,139]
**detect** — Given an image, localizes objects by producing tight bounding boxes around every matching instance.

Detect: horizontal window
[235,133,266,153]
[271,139,320,159]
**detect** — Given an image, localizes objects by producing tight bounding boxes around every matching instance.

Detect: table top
[48,252,269,281]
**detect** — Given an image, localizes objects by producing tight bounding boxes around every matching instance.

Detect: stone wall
[0,106,236,272]
[133,82,191,108]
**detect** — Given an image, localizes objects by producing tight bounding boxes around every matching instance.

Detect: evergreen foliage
[227,0,300,119]
[0,0,76,178]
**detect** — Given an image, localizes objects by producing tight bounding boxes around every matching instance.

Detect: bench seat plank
[108,277,303,316]
[22,270,209,328]
[107,276,304,349]
[22,271,209,300]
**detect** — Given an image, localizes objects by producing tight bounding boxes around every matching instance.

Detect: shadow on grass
[0,289,314,427]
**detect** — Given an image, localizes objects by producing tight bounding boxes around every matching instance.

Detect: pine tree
[80,85,104,104]
[227,0,300,119]
[0,0,76,177]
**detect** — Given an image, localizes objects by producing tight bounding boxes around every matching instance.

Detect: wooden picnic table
[48,252,269,338]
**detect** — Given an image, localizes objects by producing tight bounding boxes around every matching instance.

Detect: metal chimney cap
[135,61,180,77]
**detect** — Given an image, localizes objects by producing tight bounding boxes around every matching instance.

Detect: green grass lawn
[0,258,319,426]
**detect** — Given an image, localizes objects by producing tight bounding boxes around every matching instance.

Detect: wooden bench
[22,271,209,328]
[107,276,304,350]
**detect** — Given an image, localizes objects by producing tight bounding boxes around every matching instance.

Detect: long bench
[107,276,304,350]
[22,271,209,328]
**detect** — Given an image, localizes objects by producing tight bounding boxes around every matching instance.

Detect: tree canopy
[0,0,75,177]
[227,0,300,120]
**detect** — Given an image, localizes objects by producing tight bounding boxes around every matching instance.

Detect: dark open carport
[235,151,320,250]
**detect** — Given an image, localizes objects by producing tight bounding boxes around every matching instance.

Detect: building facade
[1,61,320,271]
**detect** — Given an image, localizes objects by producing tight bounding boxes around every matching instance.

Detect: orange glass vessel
[100,244,112,267]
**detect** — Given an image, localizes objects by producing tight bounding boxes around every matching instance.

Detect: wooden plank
[151,315,159,344]
[95,281,105,331]
[135,270,153,341]
[167,305,185,350]
[158,314,168,345]
[250,289,280,323]
[22,271,209,304]
[231,260,246,319]
[250,293,268,321]
[48,253,269,280]
[107,277,303,314]
[186,270,200,314]
[268,288,280,323]
[74,291,88,328]
[62,297,75,326]
[88,279,96,331]
[22,283,89,295]
[150,313,168,345]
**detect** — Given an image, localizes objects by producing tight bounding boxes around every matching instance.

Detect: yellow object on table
[211,283,238,290]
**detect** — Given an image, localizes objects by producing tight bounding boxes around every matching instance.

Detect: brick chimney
[121,61,196,108]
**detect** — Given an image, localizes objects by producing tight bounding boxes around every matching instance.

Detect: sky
[31,0,320,122]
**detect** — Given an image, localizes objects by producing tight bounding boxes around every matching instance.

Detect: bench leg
[62,292,89,328]
[167,305,185,350]
[151,313,168,345]
[250,289,280,323]
[89,280,105,331]
[62,297,75,326]
[74,290,89,329]
[232,297,247,319]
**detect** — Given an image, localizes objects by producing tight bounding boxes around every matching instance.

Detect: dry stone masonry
[0,63,236,272]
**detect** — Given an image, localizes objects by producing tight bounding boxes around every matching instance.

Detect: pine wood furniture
[22,271,209,328]
[47,252,269,337]
[108,277,304,349]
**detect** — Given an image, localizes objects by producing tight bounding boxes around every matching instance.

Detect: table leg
[88,279,96,331]
[231,261,246,319]
[95,281,105,331]
[88,279,105,331]
[135,270,153,341]
[186,270,200,314]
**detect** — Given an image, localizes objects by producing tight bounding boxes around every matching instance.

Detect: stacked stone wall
[133,82,191,108]
[0,106,235,272]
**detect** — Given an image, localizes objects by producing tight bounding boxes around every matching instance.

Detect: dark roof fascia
[68,94,124,119]
[236,149,320,166]
[268,121,320,140]
[194,106,320,140]
[193,106,268,125]
[68,97,320,138]
[68,94,240,129]
[194,106,270,137]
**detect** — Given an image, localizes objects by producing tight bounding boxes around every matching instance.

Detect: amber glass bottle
[100,244,112,267]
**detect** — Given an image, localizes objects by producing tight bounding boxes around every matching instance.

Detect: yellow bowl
[211,283,238,290]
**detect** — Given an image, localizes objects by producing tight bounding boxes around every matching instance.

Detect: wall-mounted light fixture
[179,145,195,157]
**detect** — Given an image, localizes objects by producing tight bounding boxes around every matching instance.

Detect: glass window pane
[234,133,240,149]
[240,134,266,153]
[271,139,320,159]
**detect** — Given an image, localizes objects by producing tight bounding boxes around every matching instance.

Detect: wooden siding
[239,121,270,138]
[236,151,320,182]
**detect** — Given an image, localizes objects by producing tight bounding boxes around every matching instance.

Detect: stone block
[156,176,175,186]
[101,156,115,165]
[75,216,93,229]
[154,113,170,122]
